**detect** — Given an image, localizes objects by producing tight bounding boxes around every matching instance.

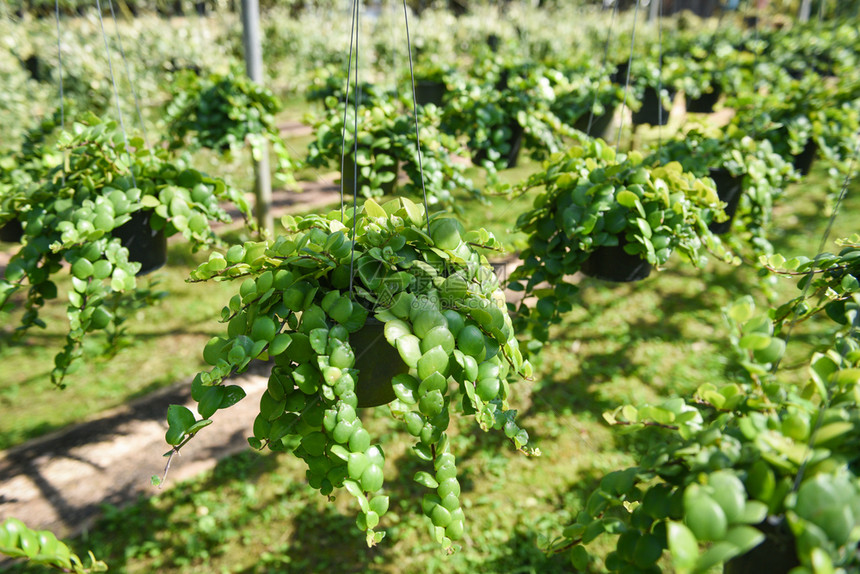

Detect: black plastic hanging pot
[792,139,818,176]
[472,121,524,169]
[341,156,399,197]
[581,241,652,283]
[723,517,798,574]
[686,86,722,114]
[573,104,617,139]
[0,218,24,243]
[415,80,446,107]
[632,87,674,126]
[351,317,410,408]
[611,62,630,85]
[113,210,167,276]
[708,167,744,235]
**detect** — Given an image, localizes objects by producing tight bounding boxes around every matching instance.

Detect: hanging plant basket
[707,167,743,235]
[791,139,818,176]
[573,104,617,139]
[350,316,409,408]
[610,62,630,85]
[580,241,652,283]
[341,156,399,198]
[686,86,722,114]
[415,80,447,107]
[471,121,524,169]
[632,87,674,126]
[173,197,536,549]
[723,518,799,574]
[0,219,24,243]
[113,210,168,276]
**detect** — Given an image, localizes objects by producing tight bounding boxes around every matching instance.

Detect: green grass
[0,242,238,449]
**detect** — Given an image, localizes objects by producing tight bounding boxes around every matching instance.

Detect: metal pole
[799,0,812,21]
[241,0,274,237]
[648,0,659,21]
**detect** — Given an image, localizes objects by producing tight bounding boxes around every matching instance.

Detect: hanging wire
[347,0,361,298]
[745,0,763,141]
[777,133,860,366]
[95,0,137,189]
[107,0,149,148]
[781,134,860,492]
[615,0,643,151]
[656,0,664,152]
[401,0,431,232]
[339,0,359,222]
[54,0,65,185]
[586,0,619,137]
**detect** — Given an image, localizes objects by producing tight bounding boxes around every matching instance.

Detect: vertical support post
[798,0,812,21]
[648,0,659,21]
[241,0,274,236]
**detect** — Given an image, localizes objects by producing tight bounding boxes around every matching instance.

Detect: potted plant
[612,58,676,127]
[305,65,392,111]
[665,49,727,114]
[161,197,537,549]
[550,62,624,140]
[164,70,299,189]
[441,58,574,175]
[0,108,67,242]
[648,128,797,243]
[410,60,455,108]
[728,73,859,179]
[0,113,252,387]
[543,237,860,574]
[305,100,476,206]
[508,140,728,340]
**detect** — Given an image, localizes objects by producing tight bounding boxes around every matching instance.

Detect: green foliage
[0,517,106,573]
[728,70,860,178]
[547,237,860,573]
[164,70,299,188]
[306,100,476,206]
[509,139,729,338]
[650,127,798,259]
[767,235,860,329]
[549,61,624,136]
[0,113,251,386]
[171,196,536,549]
[441,57,576,174]
[662,30,737,100]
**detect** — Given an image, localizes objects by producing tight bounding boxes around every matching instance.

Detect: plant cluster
[545,236,860,573]
[165,197,536,549]
[441,58,575,174]
[0,518,106,573]
[610,56,675,117]
[164,70,299,188]
[728,67,860,182]
[649,127,798,258]
[0,113,251,386]
[509,139,728,339]
[306,100,475,206]
[549,61,624,137]
[663,35,734,103]
[305,66,394,111]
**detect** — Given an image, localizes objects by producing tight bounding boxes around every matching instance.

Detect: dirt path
[0,366,270,540]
